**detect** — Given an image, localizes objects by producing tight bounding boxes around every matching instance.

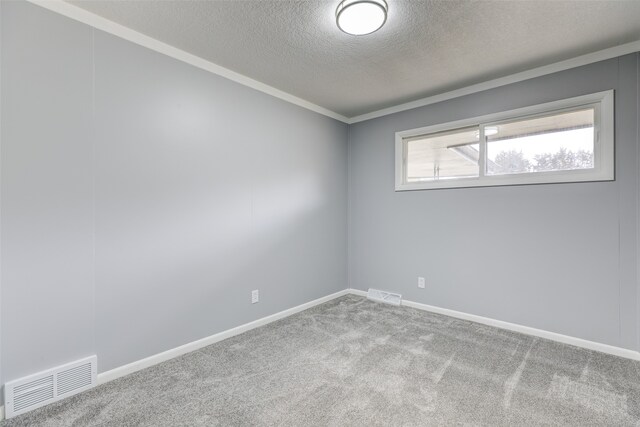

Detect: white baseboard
[97,289,349,385]
[348,288,640,361]
[4,287,638,422]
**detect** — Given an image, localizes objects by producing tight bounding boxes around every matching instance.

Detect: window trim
[395,90,614,191]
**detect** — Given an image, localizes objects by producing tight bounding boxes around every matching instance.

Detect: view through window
[405,126,479,182]
[485,108,594,176]
[396,91,613,190]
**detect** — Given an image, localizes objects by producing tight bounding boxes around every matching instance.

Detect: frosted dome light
[336,0,388,36]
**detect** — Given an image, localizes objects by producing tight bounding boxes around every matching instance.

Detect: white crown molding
[348,40,640,124]
[24,3,640,126]
[348,289,640,361]
[26,0,350,124]
[97,289,349,385]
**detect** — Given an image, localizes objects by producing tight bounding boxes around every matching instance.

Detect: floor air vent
[367,288,402,306]
[4,356,97,419]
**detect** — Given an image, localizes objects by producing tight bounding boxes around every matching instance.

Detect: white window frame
[395,90,614,191]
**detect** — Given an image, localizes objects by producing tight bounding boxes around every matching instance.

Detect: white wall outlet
[251,289,259,304]
[418,277,425,289]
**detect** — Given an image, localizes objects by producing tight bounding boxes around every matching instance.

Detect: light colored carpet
[3,294,640,426]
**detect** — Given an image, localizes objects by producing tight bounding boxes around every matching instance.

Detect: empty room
[1,0,640,425]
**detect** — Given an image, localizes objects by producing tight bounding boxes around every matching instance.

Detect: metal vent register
[4,356,97,418]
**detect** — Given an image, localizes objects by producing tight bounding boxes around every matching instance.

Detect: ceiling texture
[68,0,640,118]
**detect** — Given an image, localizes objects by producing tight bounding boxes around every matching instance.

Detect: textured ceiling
[68,0,640,118]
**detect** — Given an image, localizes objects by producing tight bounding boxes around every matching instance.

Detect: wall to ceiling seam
[347,54,640,353]
[2,0,640,410]
[0,1,348,397]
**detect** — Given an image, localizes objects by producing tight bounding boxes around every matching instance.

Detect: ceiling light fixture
[336,0,388,36]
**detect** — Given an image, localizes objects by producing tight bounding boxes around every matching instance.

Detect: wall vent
[367,288,402,306]
[4,356,97,419]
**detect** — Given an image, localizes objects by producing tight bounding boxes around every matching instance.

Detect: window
[395,91,614,191]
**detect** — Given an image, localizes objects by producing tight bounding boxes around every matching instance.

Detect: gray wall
[348,55,640,351]
[2,0,640,402]
[637,53,640,351]
[1,0,348,389]
[1,1,95,389]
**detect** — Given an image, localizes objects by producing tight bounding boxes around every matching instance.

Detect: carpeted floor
[3,294,640,426]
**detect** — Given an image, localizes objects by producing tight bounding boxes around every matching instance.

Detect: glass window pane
[485,108,595,176]
[405,126,479,182]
